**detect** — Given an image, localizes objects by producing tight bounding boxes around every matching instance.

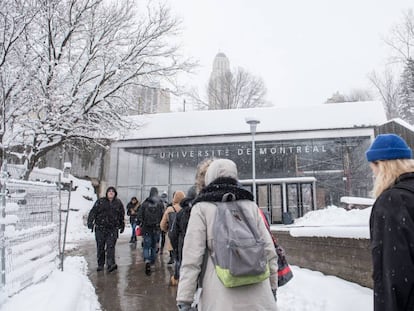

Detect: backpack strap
[217,195,262,242]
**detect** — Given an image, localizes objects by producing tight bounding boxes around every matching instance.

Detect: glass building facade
[108,134,374,218]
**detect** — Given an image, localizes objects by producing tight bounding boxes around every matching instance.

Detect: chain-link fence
[0,168,69,299]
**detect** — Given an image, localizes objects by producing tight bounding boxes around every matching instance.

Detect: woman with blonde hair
[195,158,214,193]
[366,134,414,311]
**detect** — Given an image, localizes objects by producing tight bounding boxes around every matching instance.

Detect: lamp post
[245,117,260,202]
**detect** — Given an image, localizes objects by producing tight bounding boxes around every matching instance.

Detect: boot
[167,251,174,265]
[145,262,151,276]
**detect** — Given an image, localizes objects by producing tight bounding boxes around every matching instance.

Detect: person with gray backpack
[176,159,278,311]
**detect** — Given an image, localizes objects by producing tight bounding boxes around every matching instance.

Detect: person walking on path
[160,190,185,265]
[126,197,140,243]
[170,159,212,286]
[176,159,278,311]
[160,192,169,253]
[366,134,414,311]
[138,187,164,275]
[87,186,125,272]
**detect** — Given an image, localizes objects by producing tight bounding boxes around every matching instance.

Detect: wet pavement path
[72,234,178,311]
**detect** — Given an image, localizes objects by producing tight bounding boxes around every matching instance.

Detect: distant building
[208,52,231,109]
[129,82,170,115]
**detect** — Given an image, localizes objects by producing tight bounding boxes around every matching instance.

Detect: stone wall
[272,230,373,288]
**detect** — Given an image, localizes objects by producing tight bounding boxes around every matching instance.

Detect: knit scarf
[193,177,254,204]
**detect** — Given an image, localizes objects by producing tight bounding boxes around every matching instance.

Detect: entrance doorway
[240,177,317,224]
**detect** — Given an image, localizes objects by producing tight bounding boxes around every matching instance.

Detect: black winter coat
[170,197,193,261]
[87,197,125,232]
[370,172,414,311]
[137,196,164,234]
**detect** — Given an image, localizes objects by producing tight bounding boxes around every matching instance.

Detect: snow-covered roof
[123,101,386,140]
[381,118,414,133]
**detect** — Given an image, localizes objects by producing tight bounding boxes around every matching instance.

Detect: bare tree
[383,9,414,63]
[194,67,267,110]
[371,9,414,122]
[344,88,373,102]
[325,89,372,104]
[369,69,400,119]
[1,0,194,179]
[0,0,40,163]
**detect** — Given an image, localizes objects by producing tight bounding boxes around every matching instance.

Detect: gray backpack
[211,196,269,287]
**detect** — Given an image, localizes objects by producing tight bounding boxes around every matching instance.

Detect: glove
[119,225,125,234]
[272,288,277,302]
[87,222,94,232]
[177,303,192,311]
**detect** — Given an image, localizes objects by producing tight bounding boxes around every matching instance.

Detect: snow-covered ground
[0,168,374,310]
[271,204,372,239]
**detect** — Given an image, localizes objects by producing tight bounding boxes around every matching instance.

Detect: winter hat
[205,159,238,186]
[186,185,197,199]
[366,134,412,162]
[149,187,159,197]
[106,186,118,197]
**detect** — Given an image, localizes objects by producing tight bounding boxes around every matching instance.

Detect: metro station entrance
[240,177,317,224]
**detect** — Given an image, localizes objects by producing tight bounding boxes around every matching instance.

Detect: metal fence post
[0,160,8,287]
[58,173,62,271]
[60,180,72,271]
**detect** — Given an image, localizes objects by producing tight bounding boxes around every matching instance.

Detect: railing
[0,177,69,299]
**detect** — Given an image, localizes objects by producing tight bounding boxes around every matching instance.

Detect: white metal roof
[122,101,387,140]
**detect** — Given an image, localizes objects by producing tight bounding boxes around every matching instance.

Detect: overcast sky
[170,0,413,109]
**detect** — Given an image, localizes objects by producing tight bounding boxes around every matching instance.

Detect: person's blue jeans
[131,221,137,239]
[143,231,159,264]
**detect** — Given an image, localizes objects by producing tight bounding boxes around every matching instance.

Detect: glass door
[301,183,314,215]
[270,184,282,224]
[287,183,299,219]
[257,184,269,220]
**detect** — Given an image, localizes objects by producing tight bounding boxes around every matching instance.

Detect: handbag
[135,226,142,237]
[275,244,293,286]
[258,209,293,286]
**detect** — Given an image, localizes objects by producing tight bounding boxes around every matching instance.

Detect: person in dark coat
[170,159,213,286]
[159,192,168,253]
[137,187,164,275]
[126,196,140,243]
[87,186,125,272]
[169,186,197,285]
[366,134,414,311]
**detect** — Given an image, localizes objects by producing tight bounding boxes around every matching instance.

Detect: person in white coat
[176,158,278,311]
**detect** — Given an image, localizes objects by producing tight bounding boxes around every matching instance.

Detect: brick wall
[272,230,373,288]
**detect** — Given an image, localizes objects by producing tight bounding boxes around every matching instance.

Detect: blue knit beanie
[366,134,412,162]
